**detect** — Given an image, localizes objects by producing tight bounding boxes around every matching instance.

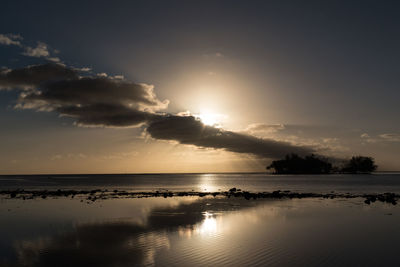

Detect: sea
[1,172,400,266]
[1,172,400,193]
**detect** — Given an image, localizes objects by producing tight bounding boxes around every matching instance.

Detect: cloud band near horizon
[0,63,315,159]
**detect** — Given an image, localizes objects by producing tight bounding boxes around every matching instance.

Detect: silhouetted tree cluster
[267,154,378,174]
[267,154,332,174]
[340,156,377,174]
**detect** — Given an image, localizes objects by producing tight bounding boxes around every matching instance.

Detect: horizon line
[1,171,400,176]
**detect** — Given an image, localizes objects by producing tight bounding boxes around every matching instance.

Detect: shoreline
[1,188,398,205]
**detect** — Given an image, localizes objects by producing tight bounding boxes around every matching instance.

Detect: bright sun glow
[196,111,226,126]
[197,212,218,235]
[198,113,218,126]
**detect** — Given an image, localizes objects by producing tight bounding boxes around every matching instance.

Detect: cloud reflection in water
[3,197,400,267]
[9,197,256,267]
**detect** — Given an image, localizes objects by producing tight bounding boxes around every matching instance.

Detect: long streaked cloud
[245,123,285,134]
[0,62,315,159]
[360,132,400,143]
[379,133,400,142]
[146,115,313,158]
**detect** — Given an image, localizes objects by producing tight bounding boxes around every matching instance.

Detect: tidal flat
[1,194,399,267]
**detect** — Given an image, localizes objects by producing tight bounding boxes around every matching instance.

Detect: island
[267,154,377,174]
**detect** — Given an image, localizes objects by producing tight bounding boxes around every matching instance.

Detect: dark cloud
[0,63,168,128]
[0,63,78,89]
[147,115,314,158]
[23,76,166,108]
[57,104,157,127]
[1,63,315,159]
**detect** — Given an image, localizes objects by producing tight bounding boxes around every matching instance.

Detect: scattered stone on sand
[0,189,398,206]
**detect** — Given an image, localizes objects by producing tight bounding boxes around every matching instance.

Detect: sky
[0,0,399,174]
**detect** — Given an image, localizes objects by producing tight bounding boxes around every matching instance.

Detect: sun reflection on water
[178,211,220,238]
[198,173,220,192]
[197,212,218,236]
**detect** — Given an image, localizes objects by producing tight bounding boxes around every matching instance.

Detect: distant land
[267,154,377,175]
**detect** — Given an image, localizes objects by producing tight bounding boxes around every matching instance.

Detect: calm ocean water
[1,196,399,266]
[1,173,400,266]
[1,172,400,193]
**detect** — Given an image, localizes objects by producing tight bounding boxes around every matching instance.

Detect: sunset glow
[0,1,399,174]
[196,111,224,127]
[2,2,400,267]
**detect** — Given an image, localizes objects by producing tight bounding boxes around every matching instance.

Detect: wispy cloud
[202,52,224,58]
[50,153,87,161]
[246,123,285,134]
[379,133,400,142]
[0,33,61,62]
[360,132,400,143]
[22,41,50,58]
[0,33,22,46]
[360,133,370,138]
[47,57,61,63]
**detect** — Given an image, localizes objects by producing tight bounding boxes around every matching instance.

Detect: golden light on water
[197,212,218,235]
[178,211,219,238]
[198,174,219,192]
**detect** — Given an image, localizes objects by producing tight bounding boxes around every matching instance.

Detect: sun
[196,111,226,126]
[198,113,218,126]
